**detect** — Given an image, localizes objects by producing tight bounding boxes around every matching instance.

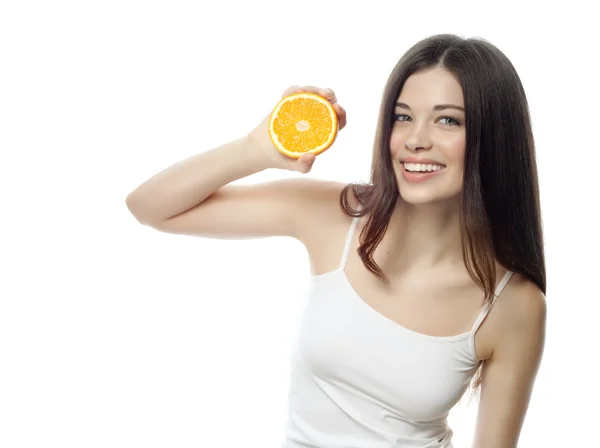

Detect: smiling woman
[126,33,546,448]
[390,67,467,202]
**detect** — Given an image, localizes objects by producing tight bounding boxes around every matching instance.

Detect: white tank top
[282,214,514,448]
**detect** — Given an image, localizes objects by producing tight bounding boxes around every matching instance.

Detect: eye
[439,116,461,126]
[393,114,410,122]
[393,114,462,126]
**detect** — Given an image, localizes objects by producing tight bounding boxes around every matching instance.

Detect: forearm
[125,137,269,224]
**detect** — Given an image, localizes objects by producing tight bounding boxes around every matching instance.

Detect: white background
[1,1,598,447]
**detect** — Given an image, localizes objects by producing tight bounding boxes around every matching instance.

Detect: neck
[380,196,465,273]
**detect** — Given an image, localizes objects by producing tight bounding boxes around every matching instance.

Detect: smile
[400,162,446,183]
[402,162,445,172]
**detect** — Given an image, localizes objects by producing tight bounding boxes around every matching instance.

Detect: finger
[284,85,318,98]
[283,86,337,103]
[282,85,302,97]
[319,87,337,103]
[297,152,316,166]
[297,156,315,173]
[296,85,328,100]
[295,153,314,173]
[333,103,347,130]
[296,86,336,103]
[302,85,321,94]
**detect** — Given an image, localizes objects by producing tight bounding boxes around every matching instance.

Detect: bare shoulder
[501,273,546,327]
[289,177,360,245]
[250,176,361,275]
[295,179,362,275]
[492,272,547,355]
[246,176,355,232]
[471,272,546,445]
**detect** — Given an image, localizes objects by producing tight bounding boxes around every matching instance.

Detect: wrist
[240,135,275,171]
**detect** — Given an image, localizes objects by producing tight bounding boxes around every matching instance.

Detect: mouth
[400,161,446,173]
[400,161,446,182]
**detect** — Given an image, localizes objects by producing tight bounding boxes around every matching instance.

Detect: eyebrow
[396,102,465,112]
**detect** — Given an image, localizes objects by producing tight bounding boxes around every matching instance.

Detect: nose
[404,124,433,151]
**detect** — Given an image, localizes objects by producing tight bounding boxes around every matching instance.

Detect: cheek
[445,139,466,165]
[389,130,404,156]
[431,129,466,165]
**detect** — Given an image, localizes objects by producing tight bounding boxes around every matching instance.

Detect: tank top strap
[470,270,514,334]
[338,215,361,271]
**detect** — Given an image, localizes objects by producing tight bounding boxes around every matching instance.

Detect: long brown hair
[339,34,546,401]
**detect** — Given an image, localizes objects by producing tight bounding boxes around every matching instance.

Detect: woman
[126,33,547,448]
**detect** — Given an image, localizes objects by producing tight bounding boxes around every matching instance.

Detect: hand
[246,85,347,173]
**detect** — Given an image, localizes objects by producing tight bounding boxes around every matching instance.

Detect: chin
[396,179,462,206]
[397,187,462,206]
[399,190,445,205]
[394,166,462,206]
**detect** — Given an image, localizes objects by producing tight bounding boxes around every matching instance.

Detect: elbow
[125,193,151,226]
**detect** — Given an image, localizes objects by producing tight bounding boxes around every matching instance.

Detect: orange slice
[268,92,338,159]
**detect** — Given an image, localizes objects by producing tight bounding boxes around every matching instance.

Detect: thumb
[296,152,316,173]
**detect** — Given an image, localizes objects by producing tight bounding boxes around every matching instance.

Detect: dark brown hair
[339,33,546,402]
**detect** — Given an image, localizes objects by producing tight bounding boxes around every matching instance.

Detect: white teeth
[402,162,444,172]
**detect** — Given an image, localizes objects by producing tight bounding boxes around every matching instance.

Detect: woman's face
[390,66,466,205]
